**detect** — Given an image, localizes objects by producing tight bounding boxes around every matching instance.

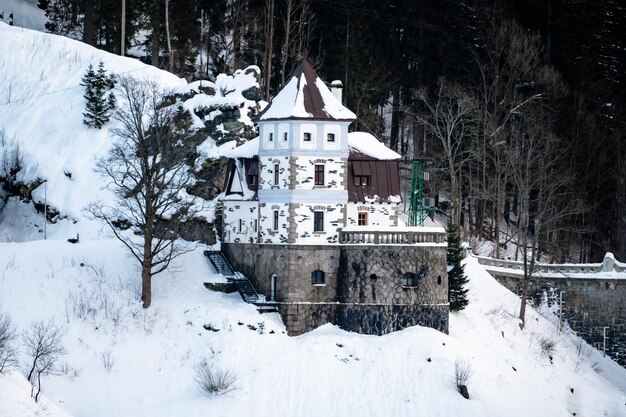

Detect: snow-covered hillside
[1,20,626,417]
[1,240,625,417]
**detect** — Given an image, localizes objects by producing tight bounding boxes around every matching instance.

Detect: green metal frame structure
[407,160,436,227]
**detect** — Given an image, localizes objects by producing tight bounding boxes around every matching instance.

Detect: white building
[221,59,403,245]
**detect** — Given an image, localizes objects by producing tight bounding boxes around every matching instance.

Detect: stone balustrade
[474,252,626,278]
[338,227,446,245]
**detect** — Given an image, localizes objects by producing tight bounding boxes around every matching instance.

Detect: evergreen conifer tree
[447,220,469,311]
[81,61,116,129]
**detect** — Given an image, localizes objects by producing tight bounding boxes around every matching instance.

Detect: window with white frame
[311,270,325,285]
[303,132,312,141]
[273,210,279,230]
[327,133,335,142]
[313,212,324,232]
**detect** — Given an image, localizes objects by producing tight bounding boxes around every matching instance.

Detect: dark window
[311,270,325,285]
[315,165,324,185]
[273,210,279,230]
[284,132,288,141]
[313,212,324,232]
[402,272,417,287]
[238,219,243,233]
[274,164,279,185]
[303,132,312,141]
[269,132,273,142]
[254,219,258,232]
[437,275,442,285]
[358,212,368,226]
[370,274,378,283]
[354,175,370,186]
[327,133,335,142]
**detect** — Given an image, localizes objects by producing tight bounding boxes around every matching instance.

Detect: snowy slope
[0,22,185,240]
[0,0,46,31]
[0,239,625,417]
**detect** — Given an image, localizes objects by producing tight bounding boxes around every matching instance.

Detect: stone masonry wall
[339,245,448,306]
[222,243,449,336]
[493,274,626,366]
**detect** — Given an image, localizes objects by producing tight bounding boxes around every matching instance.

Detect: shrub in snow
[0,312,18,374]
[195,363,237,396]
[539,336,556,360]
[81,61,116,129]
[23,320,66,402]
[454,358,473,399]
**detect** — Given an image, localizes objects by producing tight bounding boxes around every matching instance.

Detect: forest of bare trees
[37,0,626,263]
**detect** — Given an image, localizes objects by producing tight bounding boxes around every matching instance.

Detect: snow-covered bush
[195,362,237,396]
[0,312,18,374]
[454,358,473,398]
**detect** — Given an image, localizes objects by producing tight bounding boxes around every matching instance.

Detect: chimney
[330,80,343,104]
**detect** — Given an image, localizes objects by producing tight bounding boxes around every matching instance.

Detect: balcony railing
[338,226,446,245]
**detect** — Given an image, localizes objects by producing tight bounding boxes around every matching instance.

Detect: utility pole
[558,290,565,334]
[43,180,47,240]
[603,326,609,357]
[121,0,126,56]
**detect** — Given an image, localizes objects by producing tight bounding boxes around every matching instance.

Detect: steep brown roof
[258,59,356,121]
[346,155,402,203]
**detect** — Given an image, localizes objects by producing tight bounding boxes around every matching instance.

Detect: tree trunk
[263,0,275,100]
[165,0,173,73]
[83,0,97,46]
[389,87,400,153]
[141,258,152,309]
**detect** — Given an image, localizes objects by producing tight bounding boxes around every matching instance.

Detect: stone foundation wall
[223,243,340,303]
[493,274,626,366]
[339,245,448,305]
[223,242,449,336]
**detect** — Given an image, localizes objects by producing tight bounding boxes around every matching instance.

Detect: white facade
[346,202,399,228]
[220,63,402,245]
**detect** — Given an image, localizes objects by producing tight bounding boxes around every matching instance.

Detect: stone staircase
[204,250,264,303]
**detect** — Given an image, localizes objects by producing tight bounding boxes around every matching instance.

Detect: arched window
[311,270,325,285]
[437,275,442,285]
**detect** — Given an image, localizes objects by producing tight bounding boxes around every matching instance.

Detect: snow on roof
[259,59,356,121]
[348,132,401,160]
[219,137,259,159]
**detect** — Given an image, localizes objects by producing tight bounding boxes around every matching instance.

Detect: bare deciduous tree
[412,79,478,228]
[23,320,65,402]
[279,0,315,84]
[87,77,198,308]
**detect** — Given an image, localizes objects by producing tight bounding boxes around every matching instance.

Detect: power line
[0,65,151,107]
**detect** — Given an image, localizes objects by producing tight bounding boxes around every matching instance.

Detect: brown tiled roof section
[347,158,402,203]
[258,59,354,121]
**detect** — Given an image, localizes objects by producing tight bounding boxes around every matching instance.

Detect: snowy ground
[0,234,625,417]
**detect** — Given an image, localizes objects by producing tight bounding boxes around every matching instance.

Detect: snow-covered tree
[81,61,116,129]
[447,220,468,312]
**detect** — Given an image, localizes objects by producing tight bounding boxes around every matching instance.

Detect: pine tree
[447,220,469,311]
[81,62,116,129]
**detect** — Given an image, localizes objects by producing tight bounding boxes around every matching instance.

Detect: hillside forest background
[35,0,626,263]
